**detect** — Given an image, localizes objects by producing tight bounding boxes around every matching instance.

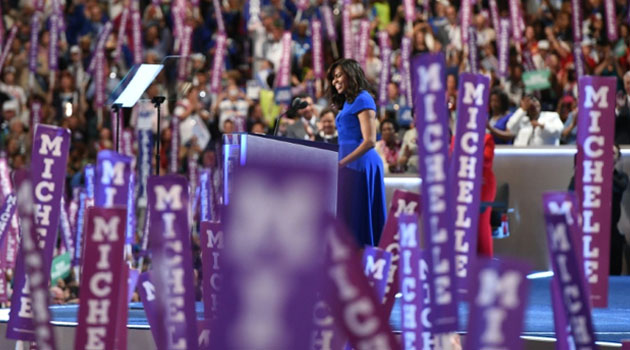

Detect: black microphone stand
[152,96,166,175]
[111,103,122,153]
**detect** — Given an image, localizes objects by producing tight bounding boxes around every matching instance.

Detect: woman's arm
[339,109,377,167]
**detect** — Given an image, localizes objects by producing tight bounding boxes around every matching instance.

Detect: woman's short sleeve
[350,91,376,115]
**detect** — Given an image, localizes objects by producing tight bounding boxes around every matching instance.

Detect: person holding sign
[328,59,386,247]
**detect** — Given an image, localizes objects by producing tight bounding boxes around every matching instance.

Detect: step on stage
[1,276,629,349]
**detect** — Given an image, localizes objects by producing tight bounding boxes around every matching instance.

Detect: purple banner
[199,169,215,222]
[29,13,41,73]
[378,190,421,319]
[59,197,74,256]
[8,171,57,348]
[571,0,582,43]
[403,0,414,23]
[488,0,500,35]
[188,154,199,220]
[211,162,329,349]
[85,164,95,199]
[121,129,135,159]
[210,33,227,94]
[74,207,127,350]
[114,5,130,62]
[88,22,113,74]
[575,76,615,307]
[111,109,119,147]
[115,264,129,350]
[465,257,531,350]
[574,45,585,79]
[468,28,478,74]
[0,26,17,72]
[509,0,522,43]
[498,19,510,78]
[277,31,293,88]
[200,221,223,320]
[0,253,6,303]
[401,37,413,107]
[412,53,458,333]
[325,219,400,349]
[31,102,42,130]
[7,125,71,341]
[177,25,193,82]
[0,156,19,268]
[95,50,105,108]
[73,190,87,266]
[147,175,198,350]
[398,214,423,348]
[95,150,133,208]
[213,0,226,33]
[543,192,597,348]
[551,277,573,350]
[321,5,336,40]
[49,12,60,71]
[342,5,353,59]
[0,194,16,260]
[450,73,489,295]
[125,173,136,244]
[170,117,179,173]
[378,31,391,108]
[461,0,471,44]
[131,9,142,64]
[357,20,371,69]
[362,246,393,301]
[312,19,324,79]
[137,130,154,206]
[604,0,617,42]
[137,271,162,346]
[311,298,346,350]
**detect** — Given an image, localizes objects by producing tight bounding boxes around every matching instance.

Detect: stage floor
[1,276,629,345]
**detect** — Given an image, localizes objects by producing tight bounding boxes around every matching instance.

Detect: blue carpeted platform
[11,276,630,343]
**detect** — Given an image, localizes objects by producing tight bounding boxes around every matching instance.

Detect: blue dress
[336,90,387,246]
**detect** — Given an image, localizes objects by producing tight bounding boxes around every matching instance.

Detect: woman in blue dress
[327,59,387,246]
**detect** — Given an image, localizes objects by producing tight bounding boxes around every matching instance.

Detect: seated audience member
[486,88,515,144]
[315,108,338,144]
[507,95,563,146]
[214,85,251,133]
[285,95,317,140]
[559,95,578,145]
[398,122,418,173]
[375,119,403,174]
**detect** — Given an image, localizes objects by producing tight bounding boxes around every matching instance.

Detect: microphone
[273,97,309,136]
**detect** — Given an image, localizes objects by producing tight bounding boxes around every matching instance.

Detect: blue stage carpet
[43,276,630,343]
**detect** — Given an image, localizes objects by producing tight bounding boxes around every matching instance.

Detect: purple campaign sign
[48,11,59,71]
[342,5,353,59]
[85,164,95,199]
[177,26,192,82]
[498,19,510,78]
[400,37,413,107]
[321,5,336,40]
[137,271,163,347]
[412,53,458,333]
[211,162,330,350]
[200,221,223,320]
[199,169,215,223]
[8,171,57,348]
[28,13,41,73]
[136,130,154,205]
[551,277,573,350]
[398,214,423,349]
[575,76,615,308]
[95,150,132,208]
[460,0,471,44]
[210,33,227,94]
[312,19,324,79]
[465,257,531,350]
[131,9,142,64]
[0,194,17,254]
[325,218,400,349]
[450,73,490,296]
[603,0,617,41]
[114,5,129,62]
[213,0,226,34]
[7,125,70,341]
[125,173,136,244]
[0,156,18,268]
[276,31,293,88]
[73,190,87,266]
[0,26,17,72]
[74,207,127,350]
[571,0,582,43]
[362,246,393,301]
[468,28,478,74]
[0,254,6,303]
[543,192,597,349]
[377,190,421,318]
[170,116,179,173]
[488,0,500,35]
[311,297,347,350]
[509,0,522,42]
[59,197,74,256]
[357,20,371,69]
[378,31,391,108]
[147,175,198,350]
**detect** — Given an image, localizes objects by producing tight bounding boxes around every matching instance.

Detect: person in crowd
[285,95,317,140]
[315,108,338,144]
[478,132,496,257]
[486,88,515,145]
[559,95,578,145]
[615,71,630,144]
[329,58,386,246]
[507,95,564,146]
[375,119,402,174]
[214,85,251,133]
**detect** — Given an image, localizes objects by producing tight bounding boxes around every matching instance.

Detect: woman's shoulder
[351,90,376,111]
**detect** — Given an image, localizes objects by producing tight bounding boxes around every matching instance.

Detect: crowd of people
[0,0,629,305]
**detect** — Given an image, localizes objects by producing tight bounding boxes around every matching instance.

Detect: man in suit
[285,95,317,141]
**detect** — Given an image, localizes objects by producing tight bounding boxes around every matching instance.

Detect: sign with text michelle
[325,218,400,350]
[450,73,490,296]
[7,171,57,348]
[398,214,423,349]
[575,76,615,308]
[465,257,531,350]
[378,190,421,318]
[543,192,597,349]
[7,124,70,341]
[211,162,329,349]
[200,221,223,321]
[412,52,458,333]
[137,271,163,346]
[362,246,392,301]
[0,156,19,268]
[95,150,133,208]
[147,175,198,350]
[74,207,127,350]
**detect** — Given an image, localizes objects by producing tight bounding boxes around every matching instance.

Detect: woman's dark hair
[380,118,398,133]
[326,59,375,109]
[490,88,510,115]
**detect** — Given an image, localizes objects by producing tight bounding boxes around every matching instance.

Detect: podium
[223,133,339,215]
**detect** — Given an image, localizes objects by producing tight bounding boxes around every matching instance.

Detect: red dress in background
[478,134,496,257]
